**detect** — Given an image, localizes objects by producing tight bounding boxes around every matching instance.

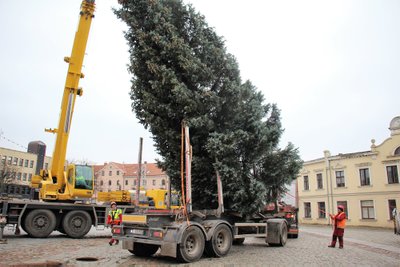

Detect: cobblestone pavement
[0,224,399,266]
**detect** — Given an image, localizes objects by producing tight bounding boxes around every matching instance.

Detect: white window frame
[385,163,399,184]
[335,170,346,188]
[387,199,397,220]
[358,167,372,186]
[360,200,375,219]
[316,173,323,189]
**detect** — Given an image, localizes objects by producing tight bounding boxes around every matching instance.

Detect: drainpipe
[324,150,332,225]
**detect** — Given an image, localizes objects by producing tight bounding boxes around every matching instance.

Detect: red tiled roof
[92,162,165,177]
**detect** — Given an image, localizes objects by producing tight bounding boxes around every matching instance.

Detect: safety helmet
[110,201,117,207]
[337,205,344,211]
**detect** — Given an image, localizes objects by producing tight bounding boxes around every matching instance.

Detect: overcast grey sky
[0,0,399,165]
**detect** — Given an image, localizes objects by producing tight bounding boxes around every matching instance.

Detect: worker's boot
[109,240,113,246]
[115,240,119,245]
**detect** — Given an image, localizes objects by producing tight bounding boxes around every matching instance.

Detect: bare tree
[0,162,19,196]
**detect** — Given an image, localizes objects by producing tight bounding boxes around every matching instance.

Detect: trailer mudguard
[201,219,233,241]
[159,221,207,258]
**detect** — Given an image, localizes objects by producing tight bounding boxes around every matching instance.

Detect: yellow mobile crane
[0,1,139,239]
[31,0,95,201]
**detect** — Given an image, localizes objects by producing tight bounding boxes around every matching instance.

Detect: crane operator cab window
[74,165,93,190]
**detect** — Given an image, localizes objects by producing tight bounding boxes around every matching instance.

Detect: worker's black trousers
[330,228,344,248]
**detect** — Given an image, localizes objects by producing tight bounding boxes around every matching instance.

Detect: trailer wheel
[128,243,159,257]
[177,226,205,263]
[24,209,56,238]
[62,210,92,238]
[205,224,232,257]
[278,222,288,246]
[232,238,245,245]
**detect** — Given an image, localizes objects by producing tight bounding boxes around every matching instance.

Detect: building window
[394,146,400,155]
[125,180,128,186]
[337,201,348,218]
[303,175,309,190]
[109,171,112,176]
[388,199,397,220]
[1,156,6,164]
[359,168,370,186]
[108,180,112,186]
[17,172,21,180]
[23,173,27,181]
[28,174,32,181]
[361,200,375,219]
[44,163,48,169]
[19,158,23,166]
[161,179,166,186]
[318,202,326,218]
[335,170,345,187]
[117,180,120,185]
[13,157,18,165]
[304,202,311,218]
[117,171,120,175]
[142,179,147,186]
[24,159,29,167]
[8,156,12,165]
[100,180,103,186]
[134,180,137,186]
[316,173,323,189]
[386,165,399,184]
[152,180,156,186]
[29,160,34,168]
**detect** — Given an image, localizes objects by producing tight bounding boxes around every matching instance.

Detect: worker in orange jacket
[328,205,346,249]
[107,202,122,246]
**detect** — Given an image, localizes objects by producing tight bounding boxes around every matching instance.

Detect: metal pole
[135,137,143,206]
[184,126,192,213]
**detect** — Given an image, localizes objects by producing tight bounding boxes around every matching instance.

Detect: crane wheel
[62,210,92,238]
[23,209,56,238]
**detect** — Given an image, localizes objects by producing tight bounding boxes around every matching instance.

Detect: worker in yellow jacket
[107,202,122,246]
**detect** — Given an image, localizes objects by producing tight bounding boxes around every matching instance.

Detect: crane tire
[24,209,56,238]
[62,210,92,238]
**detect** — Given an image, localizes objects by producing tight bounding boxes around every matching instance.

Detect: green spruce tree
[115,0,302,215]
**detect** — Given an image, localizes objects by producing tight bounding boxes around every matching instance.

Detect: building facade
[0,146,51,186]
[94,162,169,193]
[297,116,400,228]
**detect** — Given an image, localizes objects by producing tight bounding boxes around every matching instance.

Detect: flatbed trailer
[113,208,287,263]
[0,198,136,238]
[112,124,289,262]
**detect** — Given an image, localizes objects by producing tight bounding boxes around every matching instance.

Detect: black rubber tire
[23,209,56,238]
[62,210,92,238]
[232,237,245,245]
[205,224,232,257]
[177,226,205,263]
[128,243,159,257]
[279,222,288,246]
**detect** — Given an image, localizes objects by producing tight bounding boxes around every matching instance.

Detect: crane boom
[31,0,96,201]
